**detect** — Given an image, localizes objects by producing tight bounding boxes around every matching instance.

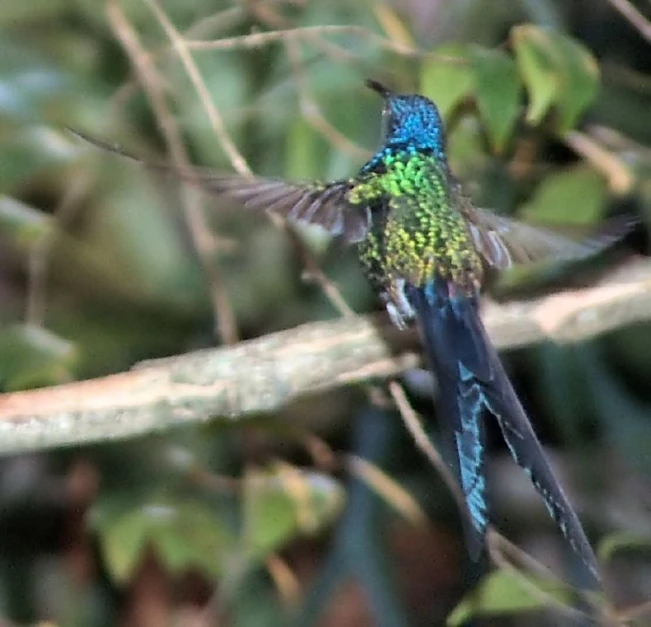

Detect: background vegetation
[1,0,651,625]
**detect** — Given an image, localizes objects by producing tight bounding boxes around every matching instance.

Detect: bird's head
[365,79,446,160]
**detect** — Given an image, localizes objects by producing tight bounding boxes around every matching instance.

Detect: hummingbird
[73,79,622,585]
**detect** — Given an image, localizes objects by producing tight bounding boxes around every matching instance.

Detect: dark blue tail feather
[406,280,491,560]
[405,279,601,586]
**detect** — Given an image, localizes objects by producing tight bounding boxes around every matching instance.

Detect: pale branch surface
[0,259,650,456]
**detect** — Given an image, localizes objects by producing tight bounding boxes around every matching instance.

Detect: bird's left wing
[70,129,371,244]
[190,175,371,244]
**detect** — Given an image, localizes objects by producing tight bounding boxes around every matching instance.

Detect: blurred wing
[69,128,370,244]
[463,206,633,270]
[195,176,370,243]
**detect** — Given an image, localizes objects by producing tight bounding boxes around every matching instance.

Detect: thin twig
[487,530,597,621]
[388,381,465,509]
[563,130,635,195]
[141,0,252,176]
[284,226,356,316]
[605,0,651,43]
[185,24,423,56]
[587,123,651,161]
[285,37,370,159]
[107,4,248,118]
[265,554,301,607]
[106,0,240,344]
[141,4,365,324]
[346,453,428,525]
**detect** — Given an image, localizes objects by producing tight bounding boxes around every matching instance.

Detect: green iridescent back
[352,149,483,298]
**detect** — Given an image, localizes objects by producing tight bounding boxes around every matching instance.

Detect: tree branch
[0,259,650,456]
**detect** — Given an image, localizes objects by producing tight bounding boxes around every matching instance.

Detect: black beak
[365,79,392,98]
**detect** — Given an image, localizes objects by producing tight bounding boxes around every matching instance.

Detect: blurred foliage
[446,569,588,626]
[1,0,651,626]
[90,463,343,585]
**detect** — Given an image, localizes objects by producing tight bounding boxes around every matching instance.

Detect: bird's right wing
[450,182,634,270]
[465,206,632,270]
[69,129,372,244]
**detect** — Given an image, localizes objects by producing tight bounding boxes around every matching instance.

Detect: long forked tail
[405,280,601,586]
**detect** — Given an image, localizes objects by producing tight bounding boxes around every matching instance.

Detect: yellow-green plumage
[352,150,483,294]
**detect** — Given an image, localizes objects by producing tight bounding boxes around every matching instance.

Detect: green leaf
[420,44,474,119]
[91,495,235,584]
[519,165,607,225]
[92,499,150,584]
[0,195,53,246]
[599,532,651,562]
[512,26,558,125]
[243,463,344,560]
[469,47,522,152]
[548,30,600,131]
[511,25,599,132]
[0,325,77,390]
[447,569,577,626]
[149,501,234,579]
